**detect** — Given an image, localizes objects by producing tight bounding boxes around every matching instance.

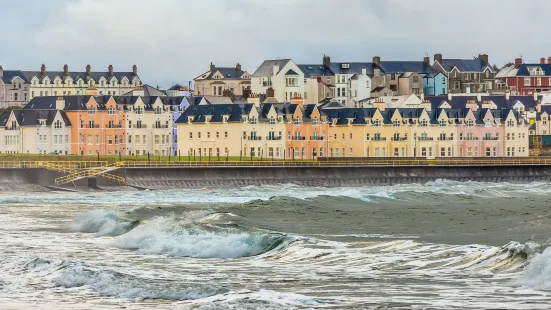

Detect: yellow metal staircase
[43,161,126,186]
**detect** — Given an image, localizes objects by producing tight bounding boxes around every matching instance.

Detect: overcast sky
[0,0,548,88]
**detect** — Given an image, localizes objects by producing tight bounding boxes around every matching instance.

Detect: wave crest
[70,209,139,236]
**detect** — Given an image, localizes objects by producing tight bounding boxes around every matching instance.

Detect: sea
[1,180,551,309]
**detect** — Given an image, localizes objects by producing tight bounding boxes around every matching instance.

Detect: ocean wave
[513,243,551,291]
[113,216,293,259]
[53,261,226,301]
[70,209,139,236]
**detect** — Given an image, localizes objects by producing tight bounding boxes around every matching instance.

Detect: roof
[297,64,333,78]
[175,104,253,124]
[21,70,138,83]
[3,109,71,127]
[502,64,551,77]
[329,63,374,75]
[425,95,539,110]
[195,67,248,80]
[379,61,433,74]
[439,59,494,73]
[24,96,93,111]
[1,70,29,83]
[285,69,299,76]
[252,59,292,77]
[121,84,165,97]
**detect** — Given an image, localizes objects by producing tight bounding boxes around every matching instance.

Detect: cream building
[194,63,250,97]
[0,109,71,154]
[118,96,173,156]
[251,59,305,102]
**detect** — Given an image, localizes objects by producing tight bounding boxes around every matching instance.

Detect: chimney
[210,62,215,73]
[63,64,68,76]
[272,62,280,76]
[85,85,98,96]
[40,64,46,76]
[266,87,275,98]
[514,58,522,69]
[373,97,385,111]
[476,93,482,102]
[108,65,113,76]
[86,64,91,76]
[323,55,331,68]
[132,64,137,76]
[434,53,443,64]
[505,88,510,100]
[373,56,381,67]
[0,65,3,78]
[541,58,546,65]
[423,56,430,65]
[247,93,261,107]
[478,54,489,66]
[56,97,65,110]
[236,63,242,71]
[291,95,304,108]
[362,68,367,75]
[537,100,542,113]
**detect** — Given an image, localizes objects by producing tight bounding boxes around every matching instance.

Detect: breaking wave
[70,209,139,236]
[513,244,551,291]
[114,216,291,259]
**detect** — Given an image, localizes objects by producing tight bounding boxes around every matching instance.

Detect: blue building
[161,96,190,155]
[422,72,448,96]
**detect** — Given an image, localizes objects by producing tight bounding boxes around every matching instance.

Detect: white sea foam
[53,261,226,301]
[70,209,135,236]
[113,216,290,259]
[513,246,551,291]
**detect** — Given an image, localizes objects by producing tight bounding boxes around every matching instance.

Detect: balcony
[262,81,273,87]
[5,126,18,131]
[133,124,147,129]
[391,137,408,141]
[153,124,169,129]
[266,136,282,141]
[417,137,434,141]
[483,137,499,141]
[310,136,325,141]
[245,136,262,141]
[373,137,386,141]
[437,137,454,141]
[85,124,100,129]
[106,124,123,129]
[292,136,306,141]
[464,137,479,141]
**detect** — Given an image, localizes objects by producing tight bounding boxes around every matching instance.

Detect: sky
[0,0,549,88]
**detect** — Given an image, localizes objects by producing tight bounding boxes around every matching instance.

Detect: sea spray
[114,216,290,259]
[70,209,138,236]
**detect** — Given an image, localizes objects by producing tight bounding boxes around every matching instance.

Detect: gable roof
[195,67,248,80]
[252,59,292,77]
[379,61,433,74]
[329,63,374,75]
[297,64,333,78]
[1,70,29,83]
[439,59,494,73]
[22,70,138,83]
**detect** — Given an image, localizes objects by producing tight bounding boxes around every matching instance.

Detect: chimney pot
[478,54,489,66]
[132,64,137,76]
[210,62,215,73]
[108,65,113,75]
[86,64,91,76]
[40,64,46,75]
[323,55,331,68]
[541,58,546,64]
[423,56,430,65]
[236,63,241,71]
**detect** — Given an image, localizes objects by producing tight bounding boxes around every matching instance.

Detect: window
[269,118,275,125]
[286,77,298,87]
[136,135,140,143]
[155,135,160,144]
[107,107,115,115]
[373,120,381,127]
[507,120,515,127]
[312,118,319,125]
[420,120,428,127]
[413,76,419,83]
[154,107,161,114]
[143,135,146,144]
[108,136,113,145]
[525,78,531,86]
[393,120,400,127]
[87,107,96,115]
[87,135,92,144]
[96,135,99,145]
[293,118,301,126]
[225,131,228,138]
[466,120,474,127]
[54,120,62,129]
[439,120,446,127]
[441,148,446,157]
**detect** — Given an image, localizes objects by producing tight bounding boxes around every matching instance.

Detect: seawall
[123,165,551,189]
[3,164,551,190]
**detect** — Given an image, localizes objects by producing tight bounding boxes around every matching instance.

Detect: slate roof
[513,64,551,76]
[329,63,374,75]
[21,70,138,83]
[252,59,292,77]
[24,96,93,111]
[175,104,254,124]
[1,70,29,83]
[379,61,433,74]
[1,109,71,127]
[285,69,299,76]
[425,95,539,110]
[297,64,333,78]
[121,84,165,97]
[438,59,494,73]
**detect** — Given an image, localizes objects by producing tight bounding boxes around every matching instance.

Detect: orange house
[285,99,328,159]
[62,95,126,155]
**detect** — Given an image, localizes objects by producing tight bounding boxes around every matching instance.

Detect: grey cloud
[0,0,549,88]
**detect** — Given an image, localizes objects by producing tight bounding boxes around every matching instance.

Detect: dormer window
[485,120,492,128]
[373,119,381,127]
[40,120,46,126]
[54,120,63,129]
[154,106,161,115]
[250,117,257,125]
[466,120,474,127]
[87,107,96,115]
[135,106,144,114]
[393,120,400,127]
[293,118,301,126]
[508,120,515,127]
[419,120,428,127]
[269,118,275,125]
[312,118,319,125]
[107,107,115,115]
[439,120,446,127]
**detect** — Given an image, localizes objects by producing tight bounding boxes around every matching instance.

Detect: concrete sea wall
[2,165,551,190]
[123,165,551,189]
